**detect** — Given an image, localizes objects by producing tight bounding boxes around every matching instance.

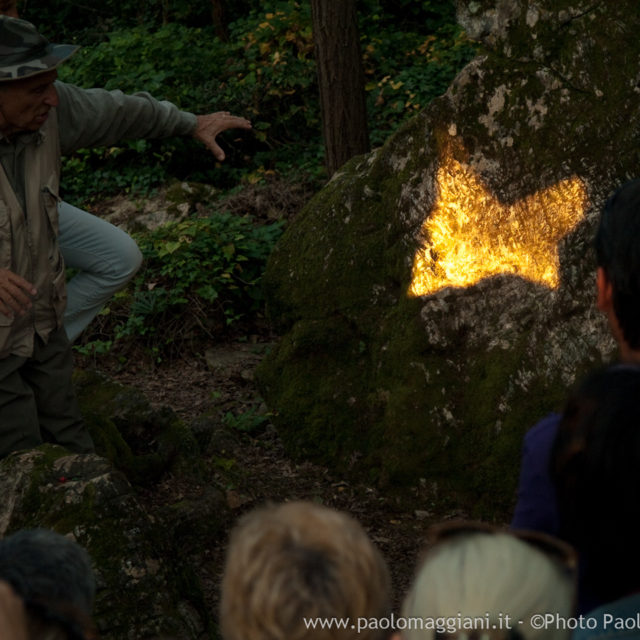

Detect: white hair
[402,532,574,640]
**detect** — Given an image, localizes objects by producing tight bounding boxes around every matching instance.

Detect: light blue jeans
[59,201,143,342]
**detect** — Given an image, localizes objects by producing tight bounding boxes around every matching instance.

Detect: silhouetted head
[0,528,95,615]
[551,365,640,603]
[595,179,640,350]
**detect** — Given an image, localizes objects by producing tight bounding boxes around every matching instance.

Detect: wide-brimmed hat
[0,16,78,82]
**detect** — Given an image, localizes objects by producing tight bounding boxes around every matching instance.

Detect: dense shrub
[78,211,284,360]
[25,0,223,41]
[362,19,476,145]
[55,5,321,201]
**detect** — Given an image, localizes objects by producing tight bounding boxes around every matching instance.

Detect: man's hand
[193,112,252,161]
[0,269,37,318]
[0,581,28,640]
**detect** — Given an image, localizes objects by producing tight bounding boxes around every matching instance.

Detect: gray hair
[402,532,575,640]
[0,529,95,615]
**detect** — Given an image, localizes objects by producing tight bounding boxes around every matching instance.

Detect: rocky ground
[94,334,475,619]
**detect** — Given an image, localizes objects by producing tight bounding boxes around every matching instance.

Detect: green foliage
[25,0,217,41]
[222,406,271,434]
[61,145,169,204]
[58,23,228,108]
[57,7,321,200]
[360,8,476,145]
[56,23,243,201]
[74,339,113,357]
[226,3,318,135]
[85,212,283,358]
[357,0,457,32]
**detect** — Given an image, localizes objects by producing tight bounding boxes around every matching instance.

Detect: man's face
[0,1,18,18]
[0,69,58,136]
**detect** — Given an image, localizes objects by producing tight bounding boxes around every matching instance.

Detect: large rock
[0,374,230,638]
[256,1,639,515]
[0,447,208,639]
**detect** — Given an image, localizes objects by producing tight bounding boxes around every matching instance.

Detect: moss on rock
[257,0,632,518]
[0,447,209,639]
[74,369,200,484]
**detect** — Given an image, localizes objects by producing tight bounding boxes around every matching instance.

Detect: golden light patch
[409,154,587,297]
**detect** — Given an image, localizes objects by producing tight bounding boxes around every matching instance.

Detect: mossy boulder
[0,447,209,639]
[256,1,639,516]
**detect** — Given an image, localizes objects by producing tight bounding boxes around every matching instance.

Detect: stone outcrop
[0,375,228,639]
[256,1,639,514]
[0,447,208,639]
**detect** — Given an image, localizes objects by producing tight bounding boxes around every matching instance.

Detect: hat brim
[0,43,79,82]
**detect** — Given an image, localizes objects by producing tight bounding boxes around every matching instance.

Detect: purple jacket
[511,412,560,535]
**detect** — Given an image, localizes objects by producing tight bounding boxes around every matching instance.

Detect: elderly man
[0,16,251,457]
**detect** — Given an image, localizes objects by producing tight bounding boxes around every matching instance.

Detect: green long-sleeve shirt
[55,81,197,153]
[0,81,197,209]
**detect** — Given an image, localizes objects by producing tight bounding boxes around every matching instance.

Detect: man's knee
[58,201,143,286]
[122,232,143,273]
[108,232,143,286]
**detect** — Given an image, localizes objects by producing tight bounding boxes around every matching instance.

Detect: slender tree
[310,0,369,176]
[211,0,229,42]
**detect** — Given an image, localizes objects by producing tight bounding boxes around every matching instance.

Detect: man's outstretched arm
[56,82,251,157]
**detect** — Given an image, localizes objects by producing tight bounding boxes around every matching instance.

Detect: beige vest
[0,112,65,359]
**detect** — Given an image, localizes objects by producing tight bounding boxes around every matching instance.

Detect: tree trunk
[310,0,370,176]
[210,0,228,42]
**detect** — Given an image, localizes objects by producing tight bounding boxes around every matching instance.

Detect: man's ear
[596,266,614,312]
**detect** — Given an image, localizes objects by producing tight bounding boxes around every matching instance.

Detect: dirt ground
[102,335,475,619]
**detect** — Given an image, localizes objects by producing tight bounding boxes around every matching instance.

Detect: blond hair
[402,532,574,640]
[220,501,392,640]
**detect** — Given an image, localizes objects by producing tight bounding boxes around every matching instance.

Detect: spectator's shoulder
[511,412,562,533]
[523,412,561,450]
[575,593,640,639]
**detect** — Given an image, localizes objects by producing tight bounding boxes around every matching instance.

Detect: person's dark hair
[551,365,640,603]
[0,529,95,616]
[594,178,640,349]
[25,597,96,640]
